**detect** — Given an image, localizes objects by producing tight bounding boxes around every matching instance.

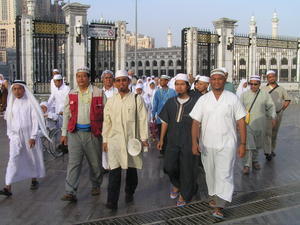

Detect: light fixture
[75,20,83,44]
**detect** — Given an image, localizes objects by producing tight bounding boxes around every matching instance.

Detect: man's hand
[156,140,163,151]
[271,119,277,128]
[103,143,108,152]
[61,136,68,146]
[29,139,36,148]
[238,144,246,158]
[192,142,200,155]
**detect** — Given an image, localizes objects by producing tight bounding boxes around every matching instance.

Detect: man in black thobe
[157,73,198,207]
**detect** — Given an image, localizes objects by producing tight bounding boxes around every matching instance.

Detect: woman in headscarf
[236,78,250,98]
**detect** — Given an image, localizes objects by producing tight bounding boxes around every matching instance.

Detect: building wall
[126,32,155,50]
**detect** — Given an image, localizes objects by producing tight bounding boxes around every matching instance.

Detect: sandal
[61,194,77,202]
[0,188,12,197]
[252,162,261,170]
[212,209,224,219]
[243,166,250,175]
[170,191,179,199]
[176,200,186,207]
[30,181,39,190]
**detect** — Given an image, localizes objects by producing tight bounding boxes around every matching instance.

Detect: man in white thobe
[50,69,61,94]
[47,74,70,128]
[102,70,149,210]
[190,68,247,218]
[0,81,49,197]
[101,70,118,99]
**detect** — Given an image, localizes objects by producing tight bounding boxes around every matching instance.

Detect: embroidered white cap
[53,74,63,80]
[210,68,225,77]
[266,70,276,76]
[175,73,189,82]
[249,75,261,81]
[198,75,210,83]
[115,70,129,78]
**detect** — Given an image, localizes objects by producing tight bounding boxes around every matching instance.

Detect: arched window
[138,61,143,67]
[168,60,173,66]
[281,58,288,65]
[131,61,135,67]
[270,58,277,65]
[160,60,165,66]
[239,58,246,65]
[153,60,157,66]
[176,60,181,66]
[293,57,297,65]
[145,61,150,66]
[126,62,128,67]
[259,58,266,65]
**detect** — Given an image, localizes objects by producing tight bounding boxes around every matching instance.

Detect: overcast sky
[75,0,300,48]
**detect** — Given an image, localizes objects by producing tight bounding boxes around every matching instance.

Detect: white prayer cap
[195,75,201,80]
[210,68,225,77]
[198,75,210,83]
[220,67,228,74]
[266,70,276,76]
[40,101,48,107]
[149,80,155,85]
[115,70,129,78]
[77,66,90,74]
[175,73,189,82]
[136,83,144,89]
[160,75,171,80]
[101,70,113,76]
[53,74,63,80]
[151,75,155,79]
[53,69,59,73]
[249,75,261,81]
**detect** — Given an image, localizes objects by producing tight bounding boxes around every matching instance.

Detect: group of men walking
[0,66,290,219]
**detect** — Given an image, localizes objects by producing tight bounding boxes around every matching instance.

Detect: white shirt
[48,84,70,114]
[103,86,118,99]
[190,90,246,150]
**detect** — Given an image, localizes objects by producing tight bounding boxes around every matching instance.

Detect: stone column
[213,18,237,82]
[186,27,198,76]
[62,2,90,89]
[21,0,36,91]
[115,21,126,71]
[296,41,300,82]
[249,34,257,77]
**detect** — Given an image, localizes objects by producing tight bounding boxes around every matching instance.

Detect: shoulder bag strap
[135,94,139,139]
[268,84,279,94]
[248,89,260,113]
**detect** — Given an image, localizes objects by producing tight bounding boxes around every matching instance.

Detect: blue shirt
[152,88,177,124]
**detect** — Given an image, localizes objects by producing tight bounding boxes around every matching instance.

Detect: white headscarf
[5,81,51,141]
[236,79,250,98]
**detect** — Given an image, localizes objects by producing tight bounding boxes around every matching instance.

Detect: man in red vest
[60,66,106,202]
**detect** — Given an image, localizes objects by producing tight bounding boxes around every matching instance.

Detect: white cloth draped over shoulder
[4,83,50,185]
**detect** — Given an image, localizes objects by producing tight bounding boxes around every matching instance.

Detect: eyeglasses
[248,83,260,86]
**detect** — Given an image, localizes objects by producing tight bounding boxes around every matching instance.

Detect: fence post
[115,21,127,71]
[186,27,198,76]
[62,2,90,89]
[297,40,300,82]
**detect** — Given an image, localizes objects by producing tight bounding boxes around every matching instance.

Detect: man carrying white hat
[152,74,177,156]
[261,70,291,160]
[190,68,247,218]
[102,69,149,210]
[60,66,106,202]
[157,73,198,207]
[240,75,276,174]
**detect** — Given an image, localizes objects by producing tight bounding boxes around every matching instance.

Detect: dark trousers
[107,167,138,205]
[164,145,197,202]
[157,123,168,155]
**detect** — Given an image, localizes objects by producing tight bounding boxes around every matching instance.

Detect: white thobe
[190,90,246,202]
[103,86,118,99]
[48,84,70,128]
[6,96,45,185]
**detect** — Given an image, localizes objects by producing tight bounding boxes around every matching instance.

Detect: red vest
[67,88,104,137]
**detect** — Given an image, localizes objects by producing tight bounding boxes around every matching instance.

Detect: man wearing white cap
[60,66,106,202]
[157,73,198,207]
[262,70,291,160]
[240,75,276,174]
[152,75,177,155]
[101,70,118,99]
[0,81,50,196]
[50,69,61,94]
[190,68,247,218]
[220,67,235,93]
[102,69,149,210]
[47,74,70,128]
[192,75,210,98]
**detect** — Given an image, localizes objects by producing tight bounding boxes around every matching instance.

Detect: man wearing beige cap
[102,70,149,210]
[190,68,246,218]
[262,70,291,160]
[60,66,106,202]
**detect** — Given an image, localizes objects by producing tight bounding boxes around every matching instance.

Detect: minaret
[27,0,36,17]
[272,11,279,38]
[249,15,257,35]
[167,28,173,48]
